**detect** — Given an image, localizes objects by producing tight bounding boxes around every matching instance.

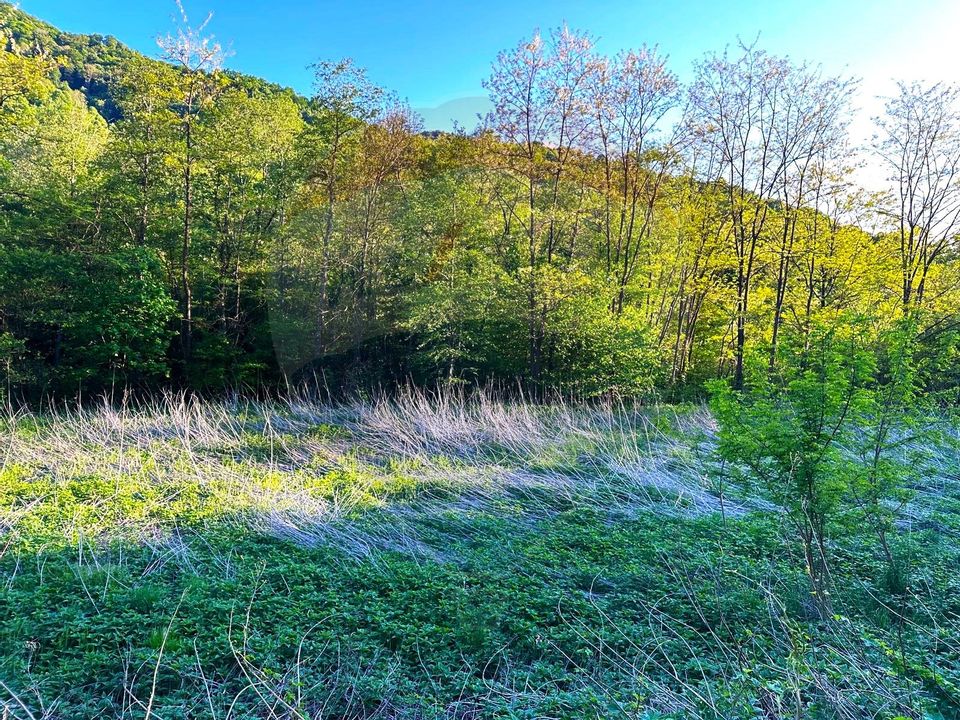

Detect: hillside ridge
[0,2,301,120]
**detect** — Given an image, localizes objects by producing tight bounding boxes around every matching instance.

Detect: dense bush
[0,247,175,393]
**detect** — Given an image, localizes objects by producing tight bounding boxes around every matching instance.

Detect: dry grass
[1,388,756,556]
[5,386,958,559]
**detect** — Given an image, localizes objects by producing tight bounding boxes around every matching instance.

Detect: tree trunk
[181,121,193,364]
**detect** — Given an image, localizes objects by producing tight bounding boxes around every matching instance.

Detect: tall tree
[767,70,852,366]
[200,89,303,349]
[306,58,384,358]
[591,45,680,314]
[687,44,851,387]
[874,81,960,312]
[157,0,225,364]
[104,57,180,250]
[484,26,597,382]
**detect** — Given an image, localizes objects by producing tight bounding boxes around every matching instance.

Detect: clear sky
[15,0,960,133]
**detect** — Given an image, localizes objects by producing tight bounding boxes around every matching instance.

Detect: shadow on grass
[3,500,957,719]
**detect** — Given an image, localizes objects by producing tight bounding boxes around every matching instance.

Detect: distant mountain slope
[0,2,303,121]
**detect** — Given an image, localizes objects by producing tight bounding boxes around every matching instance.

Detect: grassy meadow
[2,391,960,719]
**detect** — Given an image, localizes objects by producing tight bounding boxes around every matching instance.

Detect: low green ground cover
[1,395,959,719]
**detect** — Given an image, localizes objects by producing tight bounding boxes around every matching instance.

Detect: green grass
[1,393,959,719]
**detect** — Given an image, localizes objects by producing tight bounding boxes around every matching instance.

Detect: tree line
[2,5,960,399]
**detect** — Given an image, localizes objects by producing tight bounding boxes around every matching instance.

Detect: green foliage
[0,51,55,128]
[1,3,959,407]
[0,247,176,390]
[546,290,662,397]
[709,318,927,613]
[2,465,958,718]
[405,248,526,381]
[2,4,960,716]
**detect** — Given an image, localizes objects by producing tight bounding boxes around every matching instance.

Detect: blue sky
[16,0,960,132]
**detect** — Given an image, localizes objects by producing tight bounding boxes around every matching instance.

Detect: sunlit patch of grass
[305,422,353,440]
[0,457,448,552]
[3,469,218,549]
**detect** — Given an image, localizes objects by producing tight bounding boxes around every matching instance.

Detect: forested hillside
[4,3,958,400]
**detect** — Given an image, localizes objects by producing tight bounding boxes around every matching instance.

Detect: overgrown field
[2,391,960,719]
